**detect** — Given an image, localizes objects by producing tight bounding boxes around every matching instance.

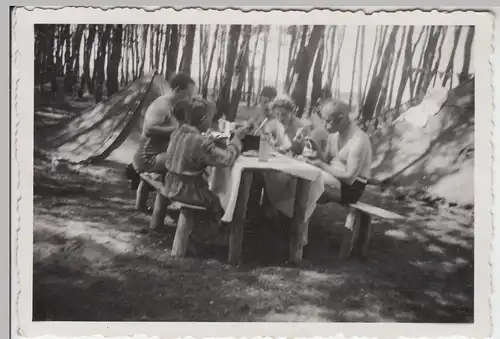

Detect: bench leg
[353,212,372,258]
[228,171,254,265]
[172,208,197,258]
[135,179,150,212]
[289,178,312,263]
[339,208,362,259]
[150,193,168,230]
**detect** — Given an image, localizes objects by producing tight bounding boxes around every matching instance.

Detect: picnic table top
[233,152,340,186]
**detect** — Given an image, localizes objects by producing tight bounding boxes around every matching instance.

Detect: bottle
[258,133,271,162]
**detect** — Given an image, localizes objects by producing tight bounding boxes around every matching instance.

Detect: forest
[34,24,475,129]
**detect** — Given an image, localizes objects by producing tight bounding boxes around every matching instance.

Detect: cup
[258,134,272,162]
[218,119,226,132]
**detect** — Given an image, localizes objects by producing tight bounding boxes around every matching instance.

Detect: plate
[242,150,259,157]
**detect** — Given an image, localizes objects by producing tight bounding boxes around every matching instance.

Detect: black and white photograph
[11,7,493,339]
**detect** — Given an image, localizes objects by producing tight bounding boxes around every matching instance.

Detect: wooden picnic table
[209,152,323,265]
[139,151,405,265]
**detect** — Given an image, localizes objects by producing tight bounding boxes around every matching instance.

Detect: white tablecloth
[209,153,339,223]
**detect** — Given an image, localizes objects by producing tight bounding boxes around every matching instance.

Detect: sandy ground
[32,95,474,322]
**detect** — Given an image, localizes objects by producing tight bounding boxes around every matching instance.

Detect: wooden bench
[139,173,207,258]
[337,201,404,259]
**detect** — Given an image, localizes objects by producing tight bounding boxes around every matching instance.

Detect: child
[248,86,278,134]
[162,97,249,222]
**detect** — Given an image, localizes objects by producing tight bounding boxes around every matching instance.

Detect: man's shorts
[317,178,367,205]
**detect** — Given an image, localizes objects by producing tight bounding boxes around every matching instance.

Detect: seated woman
[270,95,302,147]
[259,94,303,153]
[162,97,249,223]
[305,98,373,205]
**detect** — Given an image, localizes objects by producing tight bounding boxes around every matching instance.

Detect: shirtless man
[132,73,196,174]
[306,98,373,205]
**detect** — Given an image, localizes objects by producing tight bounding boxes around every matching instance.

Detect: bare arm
[307,136,332,163]
[201,137,243,167]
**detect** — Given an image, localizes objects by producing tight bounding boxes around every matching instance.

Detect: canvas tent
[50,72,170,165]
[370,78,474,205]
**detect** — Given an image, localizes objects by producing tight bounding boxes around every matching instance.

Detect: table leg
[289,178,312,263]
[228,171,254,265]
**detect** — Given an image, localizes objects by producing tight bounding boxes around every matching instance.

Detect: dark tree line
[34,24,475,131]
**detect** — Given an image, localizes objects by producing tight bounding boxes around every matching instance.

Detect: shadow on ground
[33,154,474,323]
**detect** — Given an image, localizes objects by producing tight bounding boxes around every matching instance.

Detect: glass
[258,134,272,162]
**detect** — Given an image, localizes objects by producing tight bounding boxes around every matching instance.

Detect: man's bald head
[319,98,351,133]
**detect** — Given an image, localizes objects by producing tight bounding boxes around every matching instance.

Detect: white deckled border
[11,7,494,339]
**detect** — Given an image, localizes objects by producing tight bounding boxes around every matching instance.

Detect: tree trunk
[161,25,170,76]
[329,26,346,89]
[62,25,72,93]
[179,25,196,76]
[284,26,298,91]
[310,36,324,114]
[361,26,399,128]
[54,25,64,80]
[349,27,361,109]
[275,27,282,89]
[459,26,474,83]
[246,26,261,106]
[357,26,365,110]
[79,24,96,97]
[131,26,138,80]
[202,26,219,99]
[325,26,337,88]
[394,26,414,114]
[256,26,270,103]
[288,25,308,94]
[148,25,155,70]
[387,26,406,110]
[215,25,241,121]
[213,26,226,100]
[44,25,57,93]
[94,25,111,103]
[198,26,204,90]
[122,25,130,84]
[139,25,149,76]
[107,24,123,97]
[362,26,380,102]
[374,41,396,123]
[442,26,463,88]
[155,25,161,70]
[166,25,180,80]
[430,27,448,87]
[290,25,325,117]
[228,25,252,121]
[371,26,389,83]
[34,25,45,89]
[418,27,442,95]
[410,27,430,98]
